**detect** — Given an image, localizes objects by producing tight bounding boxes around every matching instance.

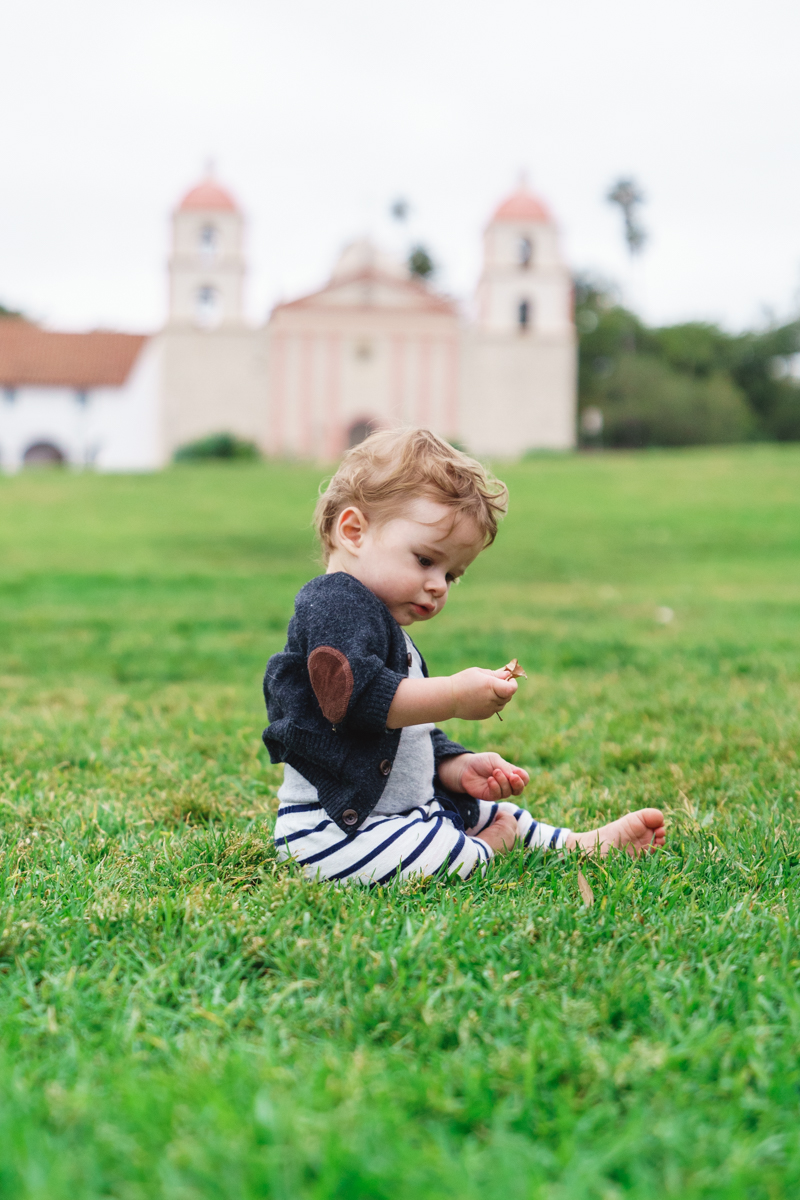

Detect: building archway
[23,441,66,466]
[347,419,380,449]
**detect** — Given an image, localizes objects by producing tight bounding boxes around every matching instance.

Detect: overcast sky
[1,0,798,333]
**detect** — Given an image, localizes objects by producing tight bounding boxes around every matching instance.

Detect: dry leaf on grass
[495,658,528,720]
[577,870,595,907]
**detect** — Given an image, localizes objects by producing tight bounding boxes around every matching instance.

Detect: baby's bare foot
[566,808,666,857]
[475,811,517,855]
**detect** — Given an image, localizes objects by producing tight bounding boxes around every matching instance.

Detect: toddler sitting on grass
[263,428,666,884]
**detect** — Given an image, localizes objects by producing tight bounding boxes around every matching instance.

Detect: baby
[263,428,666,884]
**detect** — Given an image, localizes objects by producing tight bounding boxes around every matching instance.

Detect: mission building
[0,175,576,470]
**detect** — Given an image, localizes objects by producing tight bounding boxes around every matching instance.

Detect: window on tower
[518,299,531,331]
[199,224,218,262]
[196,285,221,329]
[518,236,533,268]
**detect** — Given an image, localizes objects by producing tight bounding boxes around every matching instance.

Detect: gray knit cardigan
[262,572,477,833]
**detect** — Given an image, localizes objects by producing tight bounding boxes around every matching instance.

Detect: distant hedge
[576,277,800,447]
[173,434,260,462]
[592,354,754,448]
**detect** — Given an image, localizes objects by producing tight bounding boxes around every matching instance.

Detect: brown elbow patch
[308,646,354,723]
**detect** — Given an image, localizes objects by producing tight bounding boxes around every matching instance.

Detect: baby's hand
[442,752,530,802]
[449,668,518,720]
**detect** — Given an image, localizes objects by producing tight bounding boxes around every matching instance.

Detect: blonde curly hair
[314,428,508,563]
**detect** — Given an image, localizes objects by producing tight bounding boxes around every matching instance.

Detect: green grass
[1,445,800,1198]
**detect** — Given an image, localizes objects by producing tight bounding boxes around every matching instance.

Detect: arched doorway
[347,419,379,449]
[23,441,65,467]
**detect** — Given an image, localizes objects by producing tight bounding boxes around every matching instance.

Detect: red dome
[491,186,552,224]
[178,178,238,212]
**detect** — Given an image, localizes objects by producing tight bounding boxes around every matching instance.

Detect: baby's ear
[335,506,369,551]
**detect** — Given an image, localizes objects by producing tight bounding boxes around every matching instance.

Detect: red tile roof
[492,186,552,223]
[0,320,148,388]
[178,178,239,212]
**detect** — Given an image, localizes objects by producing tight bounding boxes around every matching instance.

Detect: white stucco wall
[158,326,267,457]
[460,331,577,457]
[92,338,164,470]
[0,339,163,472]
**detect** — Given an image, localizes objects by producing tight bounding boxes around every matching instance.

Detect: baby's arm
[386,668,518,727]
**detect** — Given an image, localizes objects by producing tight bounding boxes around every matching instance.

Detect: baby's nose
[426,575,448,596]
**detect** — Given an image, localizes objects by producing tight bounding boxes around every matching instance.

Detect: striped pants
[273,798,570,885]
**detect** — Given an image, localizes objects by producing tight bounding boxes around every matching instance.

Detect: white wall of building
[159,326,266,457]
[461,332,576,457]
[92,338,164,470]
[0,339,162,472]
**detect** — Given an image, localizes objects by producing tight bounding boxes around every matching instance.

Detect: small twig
[495,659,526,722]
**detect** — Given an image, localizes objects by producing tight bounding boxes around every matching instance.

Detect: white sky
[1,0,799,333]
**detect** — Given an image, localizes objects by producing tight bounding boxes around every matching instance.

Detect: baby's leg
[566,809,665,856]
[468,800,571,851]
[277,800,495,884]
[471,801,665,858]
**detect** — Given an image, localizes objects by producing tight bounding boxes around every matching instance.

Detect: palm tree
[607,178,647,256]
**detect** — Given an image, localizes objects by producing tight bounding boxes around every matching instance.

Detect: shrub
[174,433,259,462]
[768,389,800,441]
[588,354,754,448]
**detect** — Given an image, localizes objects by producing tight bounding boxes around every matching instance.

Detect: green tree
[594,355,753,448]
[408,245,435,279]
[574,273,800,444]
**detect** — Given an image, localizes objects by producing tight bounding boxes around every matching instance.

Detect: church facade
[0,176,576,471]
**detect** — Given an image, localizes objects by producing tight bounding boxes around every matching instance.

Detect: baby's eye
[446,574,461,585]
[417,556,433,568]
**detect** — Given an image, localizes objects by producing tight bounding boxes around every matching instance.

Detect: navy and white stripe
[273,798,571,885]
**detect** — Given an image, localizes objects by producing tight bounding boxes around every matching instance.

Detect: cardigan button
[379,759,392,776]
[407,652,412,667]
[342,809,359,826]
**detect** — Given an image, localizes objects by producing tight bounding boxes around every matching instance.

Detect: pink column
[298,334,314,458]
[390,336,405,423]
[417,339,432,427]
[325,333,342,460]
[445,338,460,441]
[270,331,286,456]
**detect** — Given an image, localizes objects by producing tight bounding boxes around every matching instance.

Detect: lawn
[1,444,800,1198]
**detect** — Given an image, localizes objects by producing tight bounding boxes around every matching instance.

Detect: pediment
[275,269,456,317]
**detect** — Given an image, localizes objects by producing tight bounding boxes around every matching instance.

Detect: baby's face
[333,498,484,626]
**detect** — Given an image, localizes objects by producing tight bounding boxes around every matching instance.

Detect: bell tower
[168,173,245,328]
[460,179,577,455]
[475,179,572,337]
